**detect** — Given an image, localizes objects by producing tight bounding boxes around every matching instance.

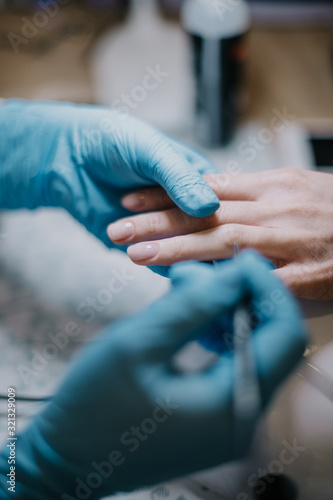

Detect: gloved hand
[0,99,219,245]
[0,252,306,500]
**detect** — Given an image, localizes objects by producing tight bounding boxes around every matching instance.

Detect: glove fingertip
[177,187,220,217]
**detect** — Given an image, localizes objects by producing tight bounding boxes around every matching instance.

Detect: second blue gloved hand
[0,252,307,500]
[0,100,219,245]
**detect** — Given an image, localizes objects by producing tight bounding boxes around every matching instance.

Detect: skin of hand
[0,99,219,246]
[0,252,306,500]
[107,168,333,300]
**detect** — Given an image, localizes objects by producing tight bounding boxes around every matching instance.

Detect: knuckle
[177,209,218,232]
[216,204,231,225]
[169,237,184,262]
[145,213,161,236]
[207,173,231,194]
[300,202,317,218]
[286,201,317,219]
[219,224,241,247]
[277,168,296,187]
[278,168,309,191]
[173,209,194,229]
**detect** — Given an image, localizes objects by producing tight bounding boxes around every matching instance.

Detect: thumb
[237,251,307,404]
[122,260,243,360]
[146,134,220,217]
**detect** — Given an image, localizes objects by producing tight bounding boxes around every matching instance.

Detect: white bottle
[182,0,251,147]
[91,0,193,133]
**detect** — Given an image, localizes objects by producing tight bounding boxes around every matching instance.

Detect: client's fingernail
[128,243,159,262]
[122,192,146,211]
[108,221,134,241]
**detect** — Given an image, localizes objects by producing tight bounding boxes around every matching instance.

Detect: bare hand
[107,168,333,301]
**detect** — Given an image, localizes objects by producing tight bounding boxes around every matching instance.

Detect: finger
[108,201,268,245]
[121,186,175,213]
[273,265,306,298]
[274,263,333,301]
[126,225,292,267]
[152,253,306,413]
[145,135,220,217]
[115,259,244,361]
[202,252,306,404]
[121,171,272,213]
[240,252,307,404]
[202,172,271,201]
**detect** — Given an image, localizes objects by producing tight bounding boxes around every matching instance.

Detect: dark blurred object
[253,474,298,500]
[310,137,333,172]
[0,0,130,15]
[0,0,129,58]
[85,0,126,5]
[83,0,129,15]
[248,1,333,26]
[0,0,33,8]
[182,0,251,148]
[157,0,183,18]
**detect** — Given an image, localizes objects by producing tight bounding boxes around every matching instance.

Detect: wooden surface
[246,28,333,124]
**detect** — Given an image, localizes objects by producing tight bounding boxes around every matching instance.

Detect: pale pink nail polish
[121,192,146,211]
[108,221,134,241]
[128,243,159,261]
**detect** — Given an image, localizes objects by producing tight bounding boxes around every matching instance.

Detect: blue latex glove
[0,99,219,245]
[0,252,306,500]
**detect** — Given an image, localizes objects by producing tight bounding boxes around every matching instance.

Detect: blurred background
[1,0,333,122]
[0,1,333,499]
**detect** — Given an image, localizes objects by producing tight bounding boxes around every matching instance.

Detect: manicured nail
[128,243,159,262]
[121,192,146,211]
[108,221,134,242]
